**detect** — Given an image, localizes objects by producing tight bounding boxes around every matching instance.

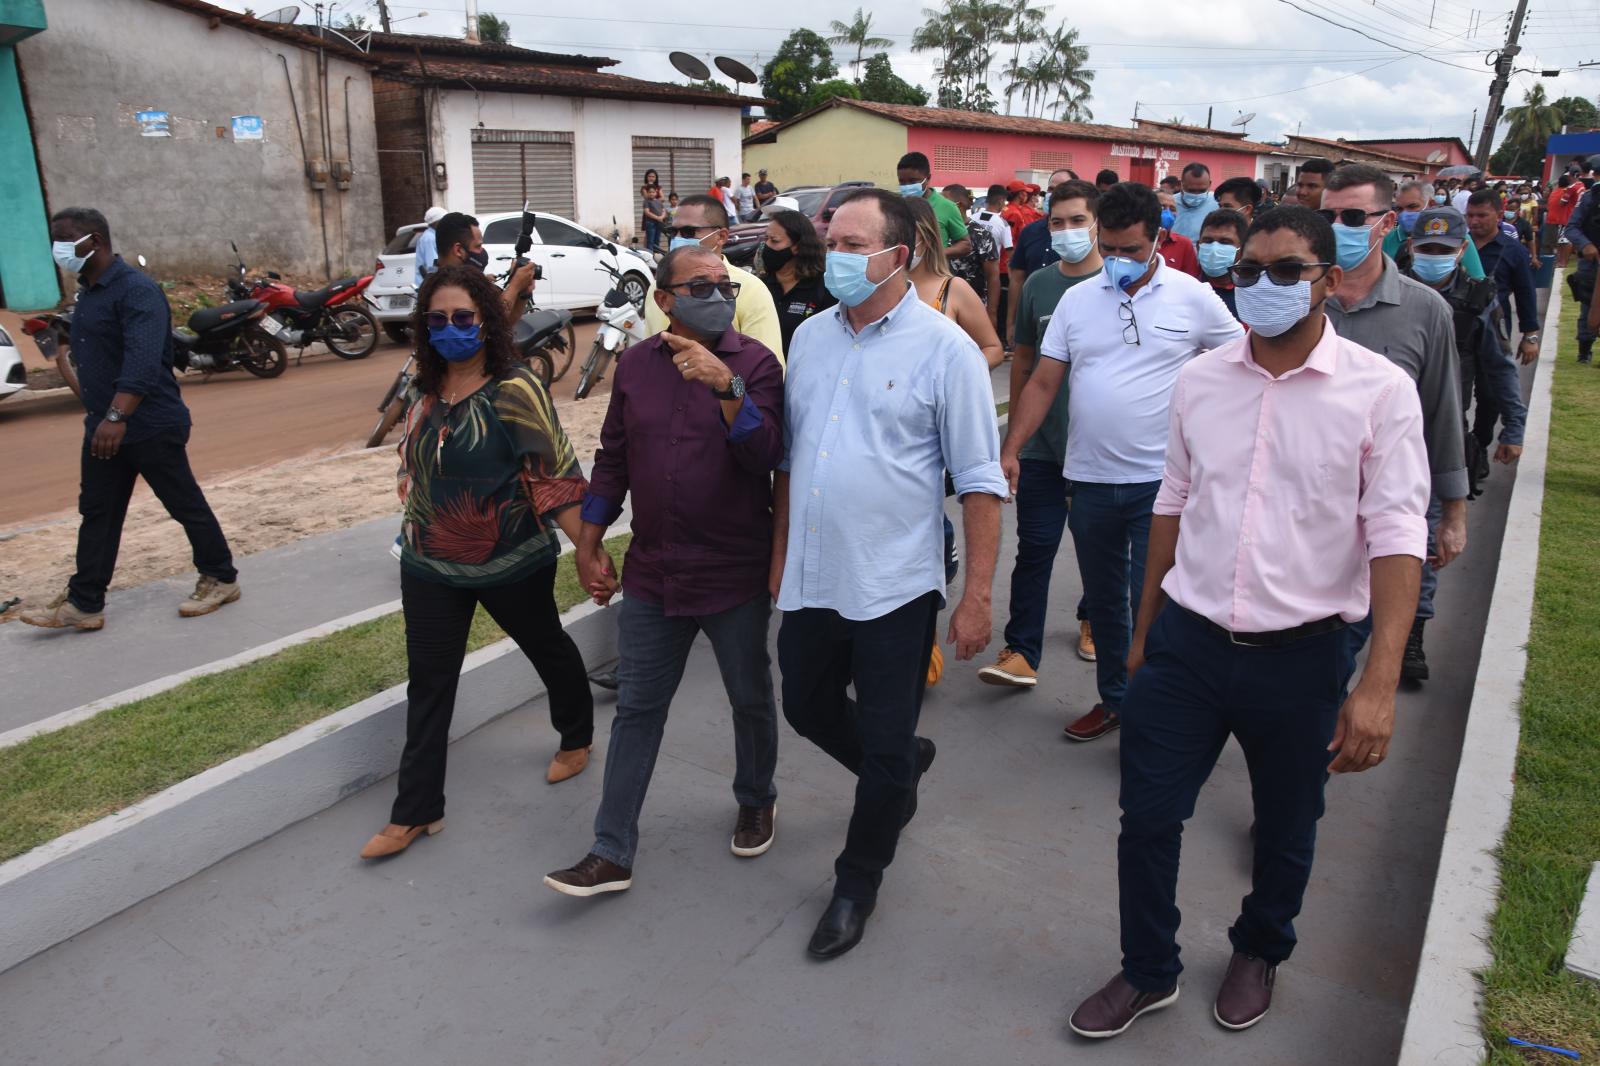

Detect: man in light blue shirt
[773,188,1006,961]
[1170,162,1218,243]
[411,206,445,287]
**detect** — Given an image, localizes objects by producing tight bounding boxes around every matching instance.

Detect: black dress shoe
[807,896,876,959]
[587,668,619,691]
[902,736,938,828]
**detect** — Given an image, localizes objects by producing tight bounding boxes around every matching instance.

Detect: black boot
[1401,617,1429,683]
[1579,341,1592,365]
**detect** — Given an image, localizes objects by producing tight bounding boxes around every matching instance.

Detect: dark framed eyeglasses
[664,224,723,240]
[667,279,741,300]
[424,309,479,329]
[1315,208,1389,228]
[1118,301,1140,346]
[1230,260,1334,287]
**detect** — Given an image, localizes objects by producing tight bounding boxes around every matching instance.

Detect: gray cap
[1412,205,1467,248]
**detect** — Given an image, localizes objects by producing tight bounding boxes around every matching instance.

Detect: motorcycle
[226,243,378,361]
[574,261,651,400]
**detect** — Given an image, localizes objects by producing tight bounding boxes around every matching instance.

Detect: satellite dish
[669,51,712,81]
[259,4,300,22]
[715,56,758,84]
[1426,149,1448,163]
[1231,111,1256,126]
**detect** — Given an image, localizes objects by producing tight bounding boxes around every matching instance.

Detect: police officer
[1562,154,1600,365]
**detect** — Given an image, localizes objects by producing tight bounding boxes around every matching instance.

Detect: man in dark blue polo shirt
[21,207,239,632]
[1462,189,1540,447]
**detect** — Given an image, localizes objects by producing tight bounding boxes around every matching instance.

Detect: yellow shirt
[644,257,786,367]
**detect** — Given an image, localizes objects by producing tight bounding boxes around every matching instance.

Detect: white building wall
[432,90,744,239]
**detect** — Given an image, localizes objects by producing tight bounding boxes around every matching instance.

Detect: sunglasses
[424,309,479,329]
[665,225,722,239]
[667,279,741,300]
[1316,208,1389,228]
[1230,260,1333,287]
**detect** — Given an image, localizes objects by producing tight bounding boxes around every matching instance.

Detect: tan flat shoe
[359,819,444,859]
[546,746,591,784]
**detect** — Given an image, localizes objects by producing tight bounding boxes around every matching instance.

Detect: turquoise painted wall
[0,43,57,309]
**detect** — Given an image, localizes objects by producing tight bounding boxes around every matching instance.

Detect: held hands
[1326,680,1395,774]
[662,332,733,393]
[577,546,619,606]
[946,593,992,661]
[90,418,127,460]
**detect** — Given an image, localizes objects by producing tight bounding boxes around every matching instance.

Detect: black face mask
[465,247,490,271]
[762,245,795,274]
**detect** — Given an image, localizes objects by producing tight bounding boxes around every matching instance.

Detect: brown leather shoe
[544,853,632,897]
[731,803,776,857]
[546,745,591,784]
[1068,972,1179,1039]
[1065,704,1121,742]
[19,590,104,631]
[359,819,443,859]
[1214,952,1276,1030]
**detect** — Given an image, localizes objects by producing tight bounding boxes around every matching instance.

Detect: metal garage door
[471,130,576,217]
[632,136,715,203]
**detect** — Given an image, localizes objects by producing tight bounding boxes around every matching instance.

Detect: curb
[0,597,619,975]
[1395,281,1562,1063]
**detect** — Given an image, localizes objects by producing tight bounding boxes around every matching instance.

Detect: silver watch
[104,407,125,424]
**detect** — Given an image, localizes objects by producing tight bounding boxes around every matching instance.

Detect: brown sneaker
[544,853,632,897]
[731,803,776,857]
[1077,619,1097,661]
[19,591,104,631]
[1069,972,1179,1039]
[1065,704,1121,742]
[546,745,591,784]
[1214,952,1276,1030]
[178,575,240,617]
[359,819,444,859]
[977,648,1037,688]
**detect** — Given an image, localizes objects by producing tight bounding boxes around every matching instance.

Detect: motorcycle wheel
[548,322,578,383]
[525,352,554,390]
[238,329,288,378]
[574,339,612,400]
[366,395,406,449]
[381,322,411,346]
[326,306,379,359]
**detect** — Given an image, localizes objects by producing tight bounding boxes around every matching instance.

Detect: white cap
[423,206,446,225]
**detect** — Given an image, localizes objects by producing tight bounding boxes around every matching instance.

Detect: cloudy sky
[242,0,1600,149]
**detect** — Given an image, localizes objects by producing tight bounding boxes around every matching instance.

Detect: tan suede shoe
[546,746,591,784]
[179,575,241,617]
[359,820,444,859]
[19,591,104,631]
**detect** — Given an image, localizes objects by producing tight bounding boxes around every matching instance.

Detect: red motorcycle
[226,243,378,360]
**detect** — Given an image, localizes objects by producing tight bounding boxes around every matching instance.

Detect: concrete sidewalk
[0,413,1524,1064]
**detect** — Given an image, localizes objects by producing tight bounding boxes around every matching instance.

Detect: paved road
[0,323,609,528]
[0,391,1527,1063]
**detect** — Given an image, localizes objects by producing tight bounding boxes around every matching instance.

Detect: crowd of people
[20,143,1600,1045]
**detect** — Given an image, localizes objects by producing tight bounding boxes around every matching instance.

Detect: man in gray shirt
[1321,164,1467,683]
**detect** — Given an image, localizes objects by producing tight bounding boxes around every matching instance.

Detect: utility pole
[1473,0,1531,171]
[376,0,392,32]
[464,0,479,41]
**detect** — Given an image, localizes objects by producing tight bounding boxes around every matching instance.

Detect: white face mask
[52,234,93,274]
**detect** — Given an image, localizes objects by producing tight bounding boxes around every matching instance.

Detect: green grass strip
[0,533,630,865]
[1479,291,1600,1062]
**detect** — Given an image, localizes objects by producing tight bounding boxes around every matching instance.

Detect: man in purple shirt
[545,246,786,898]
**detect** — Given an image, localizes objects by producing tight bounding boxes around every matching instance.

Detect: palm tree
[1041,22,1093,122]
[911,6,960,105]
[999,0,1046,114]
[1501,83,1565,159]
[827,8,895,82]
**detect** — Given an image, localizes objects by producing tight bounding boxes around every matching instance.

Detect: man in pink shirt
[1068,207,1431,1040]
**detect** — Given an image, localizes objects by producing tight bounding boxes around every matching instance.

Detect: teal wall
[0,0,46,43]
[0,43,56,309]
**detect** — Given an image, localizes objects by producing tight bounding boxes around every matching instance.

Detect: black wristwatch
[103,407,125,424]
[712,375,745,402]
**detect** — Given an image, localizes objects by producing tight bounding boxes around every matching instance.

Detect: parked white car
[0,323,25,401]
[367,211,656,344]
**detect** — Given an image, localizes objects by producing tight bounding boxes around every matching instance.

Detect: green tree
[338,12,370,30]
[804,78,863,111]
[860,53,929,107]
[1551,94,1599,131]
[1501,83,1564,161]
[760,29,839,121]
[683,79,732,95]
[827,8,894,83]
[1042,22,1093,122]
[476,12,511,44]
[913,0,1010,112]
[999,0,1046,115]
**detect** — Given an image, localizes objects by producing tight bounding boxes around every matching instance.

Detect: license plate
[259,315,285,336]
[388,295,414,310]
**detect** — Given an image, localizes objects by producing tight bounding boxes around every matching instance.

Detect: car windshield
[384,227,423,255]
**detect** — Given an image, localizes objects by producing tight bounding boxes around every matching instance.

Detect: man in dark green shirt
[979,179,1102,688]
[897,151,972,260]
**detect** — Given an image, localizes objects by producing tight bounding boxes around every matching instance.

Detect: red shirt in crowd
[1158,230,1201,280]
[1547,182,1583,226]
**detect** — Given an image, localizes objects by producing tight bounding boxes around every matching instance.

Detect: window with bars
[933,144,988,172]
[1029,149,1076,170]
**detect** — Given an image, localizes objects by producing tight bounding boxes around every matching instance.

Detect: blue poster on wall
[136,110,170,137]
[231,115,264,142]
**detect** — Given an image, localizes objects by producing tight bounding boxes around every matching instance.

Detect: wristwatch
[103,407,125,424]
[712,375,745,402]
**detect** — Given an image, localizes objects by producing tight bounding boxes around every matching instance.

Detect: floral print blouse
[397,366,587,588]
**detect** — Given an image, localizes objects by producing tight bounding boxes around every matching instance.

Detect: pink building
[1348,136,1473,170]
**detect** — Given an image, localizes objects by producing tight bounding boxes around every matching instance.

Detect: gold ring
[1368,752,1383,760]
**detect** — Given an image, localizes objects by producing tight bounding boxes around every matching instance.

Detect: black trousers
[69,427,236,613]
[393,563,595,826]
[778,591,939,902]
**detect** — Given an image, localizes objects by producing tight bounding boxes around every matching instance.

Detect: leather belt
[1177,605,1346,648]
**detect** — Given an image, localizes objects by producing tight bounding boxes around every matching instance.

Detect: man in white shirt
[733,172,759,222]
[1002,182,1243,743]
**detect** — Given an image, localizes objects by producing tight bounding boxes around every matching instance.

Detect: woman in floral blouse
[361,265,618,860]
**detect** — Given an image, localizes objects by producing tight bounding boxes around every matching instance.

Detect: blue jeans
[643,220,661,253]
[1067,480,1160,709]
[1118,604,1355,991]
[1004,458,1086,669]
[590,592,778,869]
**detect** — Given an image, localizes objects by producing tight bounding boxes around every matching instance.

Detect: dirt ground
[0,324,612,618]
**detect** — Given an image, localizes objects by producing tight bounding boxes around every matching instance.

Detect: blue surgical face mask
[824,246,904,308]
[1160,208,1176,231]
[1411,252,1458,284]
[1503,209,1517,221]
[1197,241,1238,279]
[428,322,484,362]
[1332,222,1377,270]
[1235,278,1313,338]
[52,234,93,274]
[899,181,925,198]
[1433,193,1447,204]
[1102,248,1156,295]
[1050,225,1095,264]
[1397,209,1421,235]
[668,234,707,254]
[1179,190,1209,209]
